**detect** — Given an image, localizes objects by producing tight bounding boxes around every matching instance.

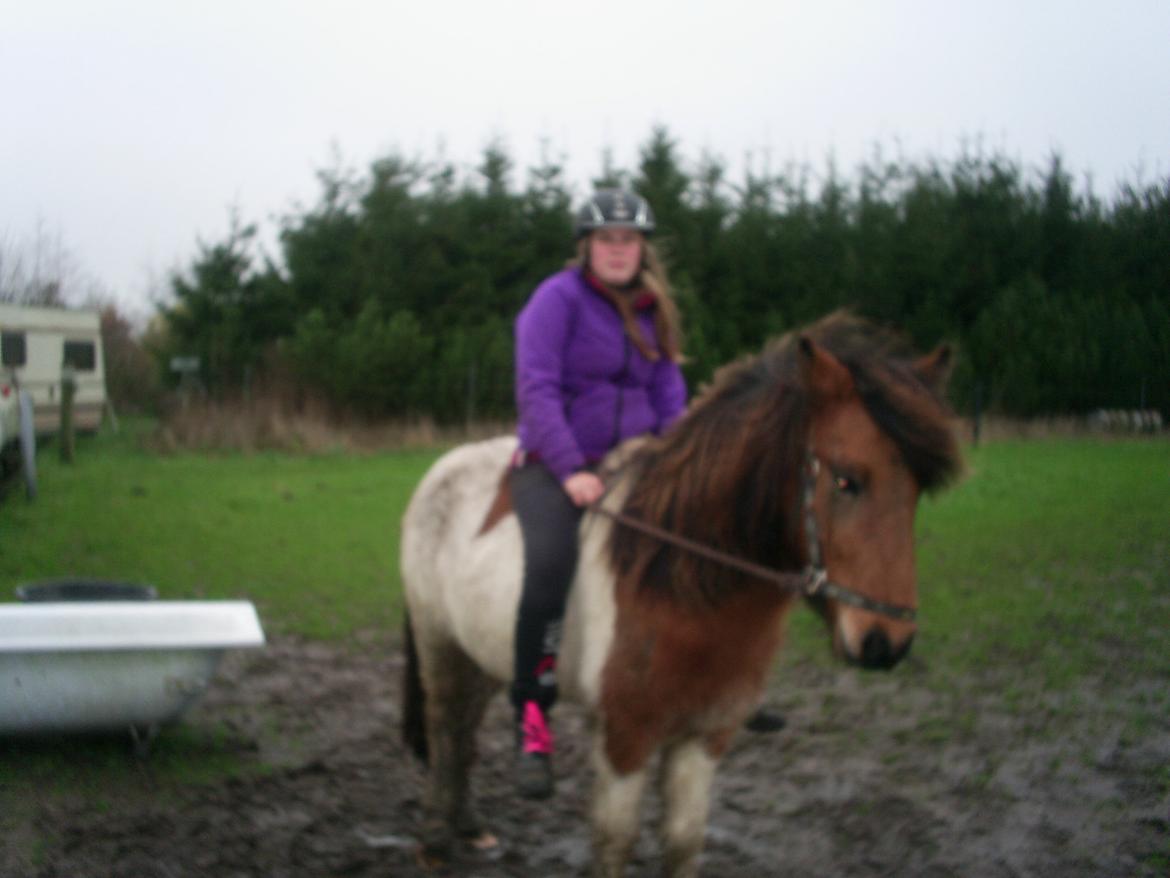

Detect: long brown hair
[570,237,684,363]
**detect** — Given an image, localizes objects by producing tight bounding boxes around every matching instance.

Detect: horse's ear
[799,336,853,403]
[914,344,953,393]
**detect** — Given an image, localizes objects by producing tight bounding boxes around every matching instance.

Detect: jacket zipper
[611,334,631,450]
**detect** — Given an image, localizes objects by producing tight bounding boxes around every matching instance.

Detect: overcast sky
[3,1,1168,317]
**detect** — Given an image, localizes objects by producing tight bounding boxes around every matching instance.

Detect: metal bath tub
[0,599,265,735]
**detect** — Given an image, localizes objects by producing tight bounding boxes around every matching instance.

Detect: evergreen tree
[163,216,287,393]
[156,132,1170,422]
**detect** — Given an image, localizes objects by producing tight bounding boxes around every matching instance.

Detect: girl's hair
[570,236,684,363]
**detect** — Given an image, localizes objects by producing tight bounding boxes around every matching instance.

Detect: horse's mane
[608,310,962,607]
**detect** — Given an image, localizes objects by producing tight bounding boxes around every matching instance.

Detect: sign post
[169,356,201,409]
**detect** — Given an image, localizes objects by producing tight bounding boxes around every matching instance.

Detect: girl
[510,189,686,798]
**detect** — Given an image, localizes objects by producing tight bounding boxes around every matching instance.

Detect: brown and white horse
[399,312,962,877]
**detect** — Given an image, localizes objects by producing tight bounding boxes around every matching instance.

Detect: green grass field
[1,422,440,640]
[914,438,1169,685]
[784,436,1170,687]
[2,425,1167,680]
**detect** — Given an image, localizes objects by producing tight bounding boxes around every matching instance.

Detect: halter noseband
[798,453,917,621]
[593,449,918,623]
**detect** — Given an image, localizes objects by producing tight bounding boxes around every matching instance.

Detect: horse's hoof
[464,830,502,860]
[418,820,454,870]
[744,706,786,733]
[414,844,449,872]
[415,831,501,870]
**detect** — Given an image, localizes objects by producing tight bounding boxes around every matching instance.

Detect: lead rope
[588,451,917,622]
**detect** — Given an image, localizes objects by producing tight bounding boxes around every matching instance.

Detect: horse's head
[611,311,961,673]
[798,323,960,671]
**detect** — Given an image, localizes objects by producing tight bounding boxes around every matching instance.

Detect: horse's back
[400,434,619,705]
[402,435,517,562]
[401,436,521,680]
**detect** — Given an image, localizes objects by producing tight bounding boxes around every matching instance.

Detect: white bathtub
[0,601,265,735]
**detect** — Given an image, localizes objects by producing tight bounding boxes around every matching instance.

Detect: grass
[2,723,249,791]
[5,425,1168,668]
[781,437,1170,692]
[923,438,1170,686]
[1,420,442,640]
[4,426,1168,669]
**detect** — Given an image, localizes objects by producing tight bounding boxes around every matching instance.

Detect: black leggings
[510,462,584,715]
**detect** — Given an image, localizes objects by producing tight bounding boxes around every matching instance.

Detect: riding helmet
[574,189,656,239]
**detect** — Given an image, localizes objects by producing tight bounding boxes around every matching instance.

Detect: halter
[592,450,918,623]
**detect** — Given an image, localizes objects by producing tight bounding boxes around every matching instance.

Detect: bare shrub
[148,390,513,454]
[965,414,1164,443]
[100,304,163,415]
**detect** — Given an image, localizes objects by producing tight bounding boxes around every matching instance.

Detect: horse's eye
[833,474,860,496]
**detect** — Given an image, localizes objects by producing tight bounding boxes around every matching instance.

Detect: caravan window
[63,340,96,371]
[1,331,26,367]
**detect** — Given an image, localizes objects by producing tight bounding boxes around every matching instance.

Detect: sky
[2,0,1168,318]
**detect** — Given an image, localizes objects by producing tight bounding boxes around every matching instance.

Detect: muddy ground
[3,635,1166,878]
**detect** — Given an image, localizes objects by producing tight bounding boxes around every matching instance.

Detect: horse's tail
[401,607,429,765]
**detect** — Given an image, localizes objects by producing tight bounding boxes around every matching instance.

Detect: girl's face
[588,228,643,287]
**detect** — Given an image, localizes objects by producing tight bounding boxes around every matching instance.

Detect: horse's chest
[598,587,789,774]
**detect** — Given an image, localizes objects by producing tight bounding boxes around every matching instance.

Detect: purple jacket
[515,268,688,482]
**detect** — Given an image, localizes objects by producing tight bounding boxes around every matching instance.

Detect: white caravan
[1,304,107,462]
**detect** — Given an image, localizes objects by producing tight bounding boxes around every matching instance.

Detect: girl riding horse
[400,310,962,877]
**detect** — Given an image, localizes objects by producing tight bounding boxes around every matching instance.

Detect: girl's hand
[562,471,605,507]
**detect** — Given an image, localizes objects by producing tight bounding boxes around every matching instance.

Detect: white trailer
[1,303,107,440]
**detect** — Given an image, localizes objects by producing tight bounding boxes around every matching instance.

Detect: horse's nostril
[861,628,893,669]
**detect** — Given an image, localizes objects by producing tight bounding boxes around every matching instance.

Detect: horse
[399,311,962,877]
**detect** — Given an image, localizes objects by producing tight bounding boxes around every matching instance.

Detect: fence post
[972,381,983,447]
[60,365,76,463]
[18,388,37,500]
[465,359,477,433]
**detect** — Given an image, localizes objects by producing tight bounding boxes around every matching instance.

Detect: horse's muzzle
[848,628,914,671]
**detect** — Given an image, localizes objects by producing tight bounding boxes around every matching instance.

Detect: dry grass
[147,391,1162,455]
[964,414,1164,443]
[148,394,514,454]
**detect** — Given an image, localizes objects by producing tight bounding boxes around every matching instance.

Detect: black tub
[15,579,158,602]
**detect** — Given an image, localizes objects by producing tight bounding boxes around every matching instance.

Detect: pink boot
[515,701,554,799]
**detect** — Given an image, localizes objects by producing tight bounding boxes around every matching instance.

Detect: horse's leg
[589,734,649,878]
[419,633,500,856]
[657,738,718,878]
